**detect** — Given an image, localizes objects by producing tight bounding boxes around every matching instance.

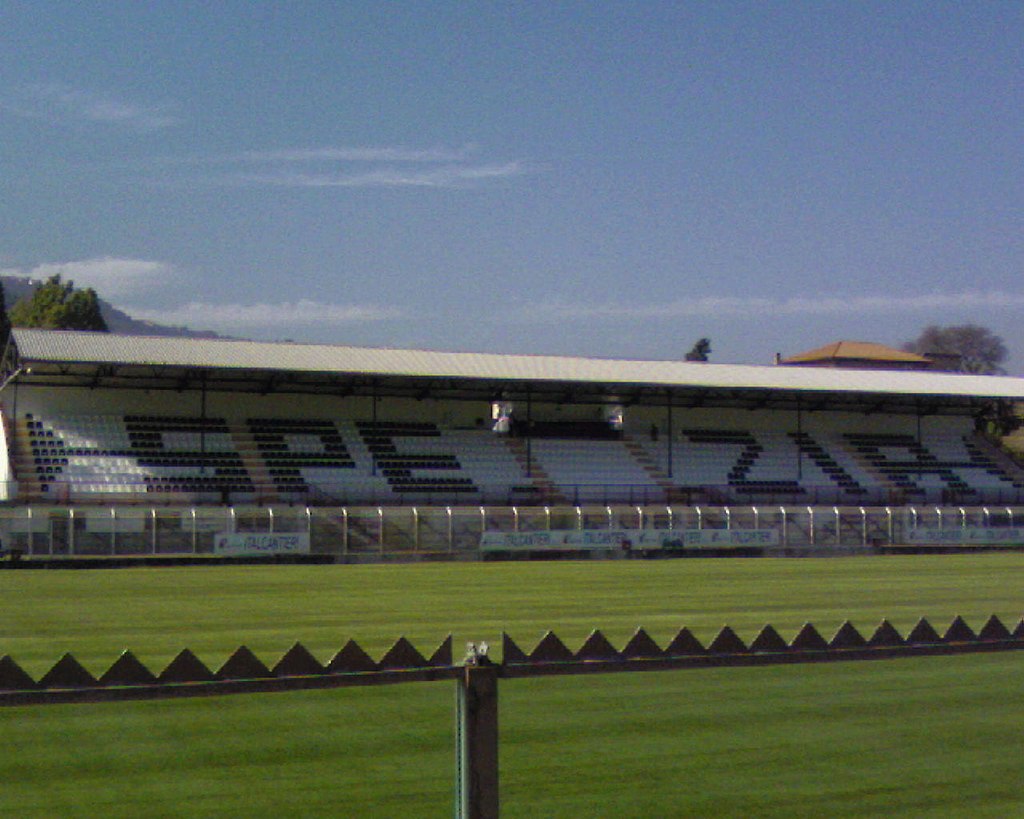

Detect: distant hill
[1,275,226,339]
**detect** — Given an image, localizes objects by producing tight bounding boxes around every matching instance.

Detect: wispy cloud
[4,83,180,130]
[150,142,527,189]
[233,146,478,164]
[510,291,1024,321]
[235,162,525,189]
[127,300,405,329]
[0,257,175,299]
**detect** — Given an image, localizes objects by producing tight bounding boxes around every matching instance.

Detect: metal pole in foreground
[456,645,499,819]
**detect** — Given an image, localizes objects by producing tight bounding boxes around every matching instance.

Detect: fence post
[456,654,499,818]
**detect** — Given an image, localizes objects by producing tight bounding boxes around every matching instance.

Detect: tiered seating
[841,430,1024,500]
[354,421,478,495]
[632,428,890,501]
[658,430,743,489]
[26,414,134,496]
[685,429,803,497]
[525,438,660,502]
[638,429,806,498]
[959,436,1024,492]
[23,413,254,499]
[16,411,1024,506]
[788,432,869,497]
[247,418,356,495]
[125,415,253,496]
[443,430,528,493]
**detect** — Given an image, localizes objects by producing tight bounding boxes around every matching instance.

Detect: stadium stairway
[501,437,564,503]
[621,433,676,493]
[228,421,277,504]
[13,416,45,501]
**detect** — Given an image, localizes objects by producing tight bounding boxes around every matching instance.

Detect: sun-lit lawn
[2,554,1023,816]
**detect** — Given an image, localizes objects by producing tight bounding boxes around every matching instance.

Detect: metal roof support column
[199,371,207,474]
[67,508,75,556]
[305,507,313,555]
[666,392,674,479]
[371,383,378,477]
[27,507,37,557]
[796,397,803,480]
[341,507,349,555]
[525,387,532,478]
[780,506,787,546]
[446,506,453,553]
[151,508,157,555]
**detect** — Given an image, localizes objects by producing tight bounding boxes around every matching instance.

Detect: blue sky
[2,3,1023,371]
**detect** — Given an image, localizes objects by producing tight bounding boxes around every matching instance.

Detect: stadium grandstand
[2,327,1024,560]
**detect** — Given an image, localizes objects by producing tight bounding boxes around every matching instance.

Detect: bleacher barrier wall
[3,503,1024,558]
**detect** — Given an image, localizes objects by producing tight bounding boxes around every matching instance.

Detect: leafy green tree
[8,275,108,332]
[904,324,1007,374]
[0,280,10,345]
[685,338,712,362]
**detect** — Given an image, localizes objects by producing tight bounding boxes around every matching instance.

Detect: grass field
[2,554,1024,817]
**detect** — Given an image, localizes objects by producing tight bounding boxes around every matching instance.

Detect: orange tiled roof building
[779,341,935,371]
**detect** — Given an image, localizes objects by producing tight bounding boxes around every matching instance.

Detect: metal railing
[16,479,1024,509]
[2,503,1024,559]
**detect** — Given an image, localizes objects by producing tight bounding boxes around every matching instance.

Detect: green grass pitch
[2,554,1024,817]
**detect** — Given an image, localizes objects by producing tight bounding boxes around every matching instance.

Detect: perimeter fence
[3,615,1024,817]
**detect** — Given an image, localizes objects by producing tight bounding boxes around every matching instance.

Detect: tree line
[0,275,108,342]
[901,324,1008,375]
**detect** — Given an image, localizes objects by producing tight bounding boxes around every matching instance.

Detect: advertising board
[213,532,311,555]
[479,528,779,551]
[905,527,1024,545]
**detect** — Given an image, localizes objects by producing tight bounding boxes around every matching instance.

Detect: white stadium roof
[7,328,1024,408]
